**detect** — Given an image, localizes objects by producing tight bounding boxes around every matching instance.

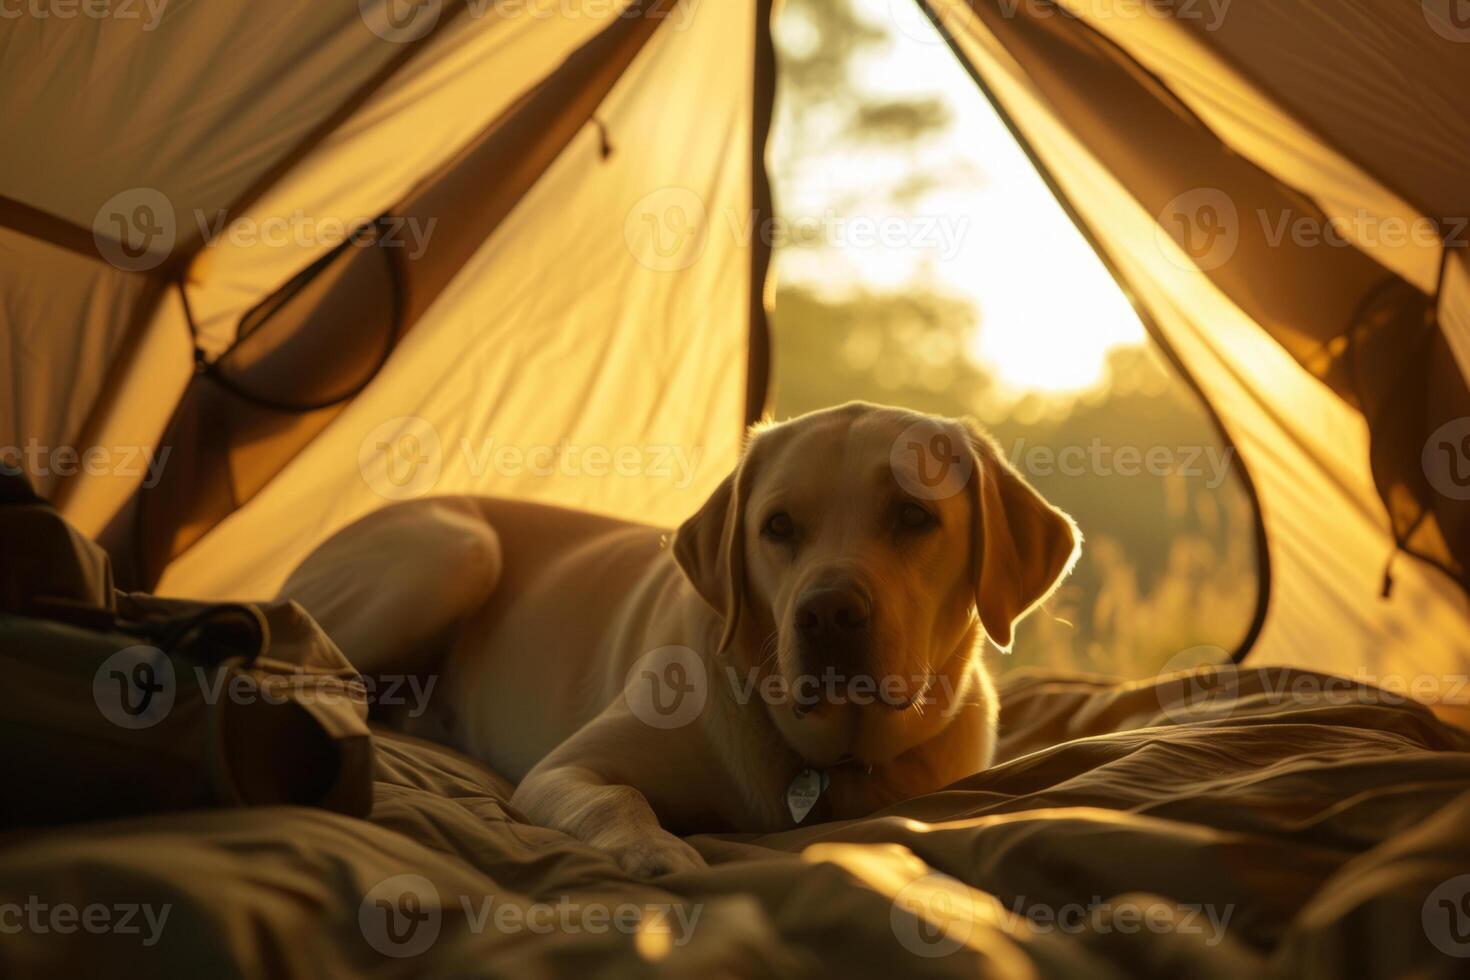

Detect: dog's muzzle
[793,582,873,676]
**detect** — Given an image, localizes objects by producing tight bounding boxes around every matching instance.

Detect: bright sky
[771,0,1145,403]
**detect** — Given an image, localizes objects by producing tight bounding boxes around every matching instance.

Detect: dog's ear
[673,453,751,654]
[964,422,1080,652]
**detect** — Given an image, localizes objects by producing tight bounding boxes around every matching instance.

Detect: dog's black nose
[795,587,871,638]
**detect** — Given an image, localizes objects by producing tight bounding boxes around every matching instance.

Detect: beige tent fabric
[0,4,413,238]
[80,3,701,591]
[155,0,757,599]
[0,231,154,500]
[23,4,654,543]
[1051,1,1470,399]
[927,1,1470,700]
[1161,0,1470,222]
[1048,0,1447,294]
[5,1,531,541]
[50,290,195,540]
[184,4,633,355]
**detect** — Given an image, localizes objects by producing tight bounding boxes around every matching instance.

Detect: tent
[5,0,1467,707]
[6,4,1470,976]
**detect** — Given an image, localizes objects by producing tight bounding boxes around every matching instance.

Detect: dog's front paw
[609,833,708,878]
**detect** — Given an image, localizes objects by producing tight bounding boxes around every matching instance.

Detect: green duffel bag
[0,472,373,827]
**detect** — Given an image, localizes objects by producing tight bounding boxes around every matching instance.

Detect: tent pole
[744,0,778,430]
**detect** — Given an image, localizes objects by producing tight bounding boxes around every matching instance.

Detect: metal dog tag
[786,767,829,824]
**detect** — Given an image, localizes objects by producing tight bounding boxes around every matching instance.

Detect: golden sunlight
[772,0,1146,407]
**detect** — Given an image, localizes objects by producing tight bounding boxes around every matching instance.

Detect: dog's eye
[762,512,795,539]
[898,502,936,530]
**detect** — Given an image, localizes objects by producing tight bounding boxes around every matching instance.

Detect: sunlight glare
[776,0,1147,405]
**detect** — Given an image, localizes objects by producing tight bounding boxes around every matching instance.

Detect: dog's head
[674,402,1079,766]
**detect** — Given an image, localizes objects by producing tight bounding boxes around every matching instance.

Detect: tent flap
[925,0,1470,685]
[94,0,737,590]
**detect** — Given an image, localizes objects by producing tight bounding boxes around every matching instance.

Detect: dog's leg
[511,706,709,878]
[276,496,501,676]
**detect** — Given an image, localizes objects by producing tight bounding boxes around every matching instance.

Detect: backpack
[0,470,373,827]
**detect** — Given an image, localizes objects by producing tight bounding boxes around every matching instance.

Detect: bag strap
[137,603,270,668]
[19,597,270,669]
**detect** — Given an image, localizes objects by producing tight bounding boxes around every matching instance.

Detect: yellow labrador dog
[280,403,1079,876]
